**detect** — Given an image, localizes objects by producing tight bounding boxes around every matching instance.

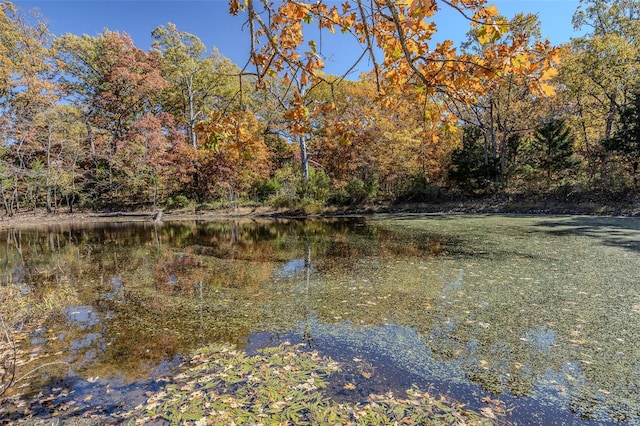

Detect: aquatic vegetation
[1,215,640,424]
[123,343,498,425]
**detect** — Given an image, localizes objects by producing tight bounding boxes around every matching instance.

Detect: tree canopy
[0,0,638,216]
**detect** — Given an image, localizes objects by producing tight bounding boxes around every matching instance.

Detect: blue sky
[15,0,581,76]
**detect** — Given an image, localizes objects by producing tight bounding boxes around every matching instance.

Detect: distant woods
[0,0,639,216]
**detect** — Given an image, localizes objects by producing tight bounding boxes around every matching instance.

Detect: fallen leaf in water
[343,383,356,390]
[480,407,496,419]
[361,371,372,379]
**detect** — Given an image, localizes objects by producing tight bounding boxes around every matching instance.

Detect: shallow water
[1,214,640,424]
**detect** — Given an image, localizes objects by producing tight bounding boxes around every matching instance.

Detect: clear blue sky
[15,0,581,76]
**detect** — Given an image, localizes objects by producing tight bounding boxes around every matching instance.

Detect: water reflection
[1,215,640,424]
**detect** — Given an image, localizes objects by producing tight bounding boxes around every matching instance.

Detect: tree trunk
[489,101,498,180]
[1,186,11,217]
[299,135,309,182]
[605,93,617,140]
[187,75,198,148]
[483,133,489,166]
[45,131,53,213]
[84,112,96,160]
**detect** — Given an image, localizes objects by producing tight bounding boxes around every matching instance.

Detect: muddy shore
[1,198,639,230]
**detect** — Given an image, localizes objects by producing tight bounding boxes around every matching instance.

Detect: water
[1,214,639,424]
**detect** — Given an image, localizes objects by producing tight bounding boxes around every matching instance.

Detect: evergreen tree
[532,119,576,186]
[449,125,496,191]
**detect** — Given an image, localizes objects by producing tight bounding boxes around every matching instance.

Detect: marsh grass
[0,281,79,401]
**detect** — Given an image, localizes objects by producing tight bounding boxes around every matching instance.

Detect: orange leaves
[228,0,243,15]
[196,110,262,152]
[193,110,271,197]
[283,104,310,122]
[232,0,561,132]
[406,0,438,19]
[278,1,310,21]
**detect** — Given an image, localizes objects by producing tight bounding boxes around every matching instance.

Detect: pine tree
[532,119,576,186]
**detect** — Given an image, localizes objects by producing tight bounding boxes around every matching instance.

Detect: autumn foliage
[229,0,560,97]
[191,110,271,201]
[0,0,638,216]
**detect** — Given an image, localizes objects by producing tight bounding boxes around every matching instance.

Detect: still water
[2,214,640,424]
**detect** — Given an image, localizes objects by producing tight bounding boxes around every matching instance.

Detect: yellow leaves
[485,4,499,17]
[234,0,561,117]
[0,1,16,16]
[283,100,311,135]
[538,82,556,97]
[476,19,509,45]
[510,53,529,68]
[343,382,356,390]
[540,66,558,82]
[472,4,509,45]
[403,0,437,19]
[339,12,357,33]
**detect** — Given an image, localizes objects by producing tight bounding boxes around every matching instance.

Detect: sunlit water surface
[2,214,640,424]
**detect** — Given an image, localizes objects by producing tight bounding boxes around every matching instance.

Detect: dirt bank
[1,198,639,229]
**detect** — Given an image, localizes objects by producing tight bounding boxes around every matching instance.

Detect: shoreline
[1,199,639,229]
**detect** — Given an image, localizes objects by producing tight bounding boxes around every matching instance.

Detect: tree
[55,30,172,207]
[452,13,556,183]
[314,76,458,197]
[603,92,640,188]
[151,23,241,148]
[1,2,54,104]
[193,110,271,201]
[531,119,576,186]
[116,112,186,207]
[55,30,167,155]
[449,125,495,190]
[0,1,58,215]
[229,0,558,97]
[558,0,640,185]
[20,104,86,213]
[228,0,559,188]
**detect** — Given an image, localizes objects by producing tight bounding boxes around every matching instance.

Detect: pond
[1,214,640,424]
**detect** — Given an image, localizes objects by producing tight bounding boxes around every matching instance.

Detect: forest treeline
[1,0,639,215]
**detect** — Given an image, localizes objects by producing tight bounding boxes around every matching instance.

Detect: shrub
[297,168,331,202]
[254,178,283,202]
[167,195,191,209]
[330,176,378,206]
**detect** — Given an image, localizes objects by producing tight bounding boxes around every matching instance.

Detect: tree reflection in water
[1,214,639,424]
